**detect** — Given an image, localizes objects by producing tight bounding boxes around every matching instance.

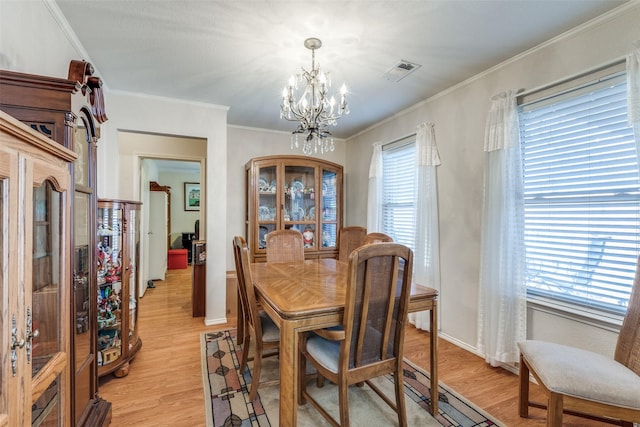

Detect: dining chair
[298,242,414,427]
[337,226,367,262]
[363,232,393,245]
[265,229,305,263]
[232,236,280,401]
[518,254,640,427]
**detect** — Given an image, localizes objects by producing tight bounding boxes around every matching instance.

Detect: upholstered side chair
[299,242,414,426]
[518,255,640,426]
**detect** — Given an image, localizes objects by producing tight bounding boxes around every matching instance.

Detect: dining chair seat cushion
[259,311,280,343]
[307,323,389,374]
[306,334,341,374]
[518,340,640,409]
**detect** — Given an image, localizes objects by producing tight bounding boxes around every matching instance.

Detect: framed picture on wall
[184,182,200,211]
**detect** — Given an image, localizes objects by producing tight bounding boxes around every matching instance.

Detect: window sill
[526,295,624,333]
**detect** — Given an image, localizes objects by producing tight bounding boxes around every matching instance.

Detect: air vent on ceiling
[382,60,421,82]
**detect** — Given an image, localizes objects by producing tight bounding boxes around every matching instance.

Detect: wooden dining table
[247,258,439,427]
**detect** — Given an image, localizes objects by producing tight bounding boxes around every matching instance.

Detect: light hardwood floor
[99,266,611,426]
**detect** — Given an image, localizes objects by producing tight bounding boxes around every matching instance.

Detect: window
[382,137,416,250]
[519,66,640,316]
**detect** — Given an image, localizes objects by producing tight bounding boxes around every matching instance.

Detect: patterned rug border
[201,329,506,427]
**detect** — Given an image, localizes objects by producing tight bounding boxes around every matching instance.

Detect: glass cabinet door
[257,165,277,249]
[73,192,92,417]
[284,165,316,249]
[320,168,338,248]
[31,181,65,426]
[1,111,75,426]
[127,206,140,351]
[97,205,123,368]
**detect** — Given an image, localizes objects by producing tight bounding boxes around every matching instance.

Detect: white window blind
[382,139,416,250]
[519,71,640,315]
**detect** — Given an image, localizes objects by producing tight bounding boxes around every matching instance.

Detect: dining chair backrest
[298,242,414,426]
[265,229,304,263]
[233,236,262,338]
[363,232,393,245]
[338,226,367,262]
[344,242,413,370]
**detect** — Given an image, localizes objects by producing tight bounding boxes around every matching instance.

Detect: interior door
[147,191,168,281]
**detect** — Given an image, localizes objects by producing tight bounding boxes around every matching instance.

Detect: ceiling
[55,0,628,139]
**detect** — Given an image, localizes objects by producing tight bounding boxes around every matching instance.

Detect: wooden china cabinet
[96,199,142,378]
[245,155,343,262]
[0,110,76,425]
[0,62,111,425]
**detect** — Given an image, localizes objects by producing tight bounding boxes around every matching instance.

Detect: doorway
[140,157,203,298]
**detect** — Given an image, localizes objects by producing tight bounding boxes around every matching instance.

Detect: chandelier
[280,37,349,155]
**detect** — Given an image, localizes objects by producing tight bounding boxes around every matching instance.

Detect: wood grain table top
[251,258,438,318]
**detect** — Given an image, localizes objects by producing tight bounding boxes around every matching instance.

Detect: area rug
[201,330,504,427]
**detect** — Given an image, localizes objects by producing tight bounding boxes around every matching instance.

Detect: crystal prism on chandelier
[280,37,349,155]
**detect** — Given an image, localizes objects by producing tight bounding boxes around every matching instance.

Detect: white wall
[0,1,78,77]
[345,2,640,356]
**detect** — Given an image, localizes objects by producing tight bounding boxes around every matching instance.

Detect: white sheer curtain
[367,143,383,232]
[409,122,442,330]
[628,41,640,168]
[477,90,526,367]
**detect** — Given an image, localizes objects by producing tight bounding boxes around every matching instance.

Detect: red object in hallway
[168,249,188,269]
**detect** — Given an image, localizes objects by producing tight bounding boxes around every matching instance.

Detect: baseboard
[204,317,228,326]
[437,332,483,357]
[437,331,519,375]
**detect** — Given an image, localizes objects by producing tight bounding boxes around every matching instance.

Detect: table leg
[429,303,438,415]
[279,320,298,427]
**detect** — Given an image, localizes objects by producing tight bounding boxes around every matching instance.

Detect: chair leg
[518,354,530,418]
[547,393,563,427]
[395,369,408,427]
[248,351,262,402]
[338,380,350,427]
[240,334,251,374]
